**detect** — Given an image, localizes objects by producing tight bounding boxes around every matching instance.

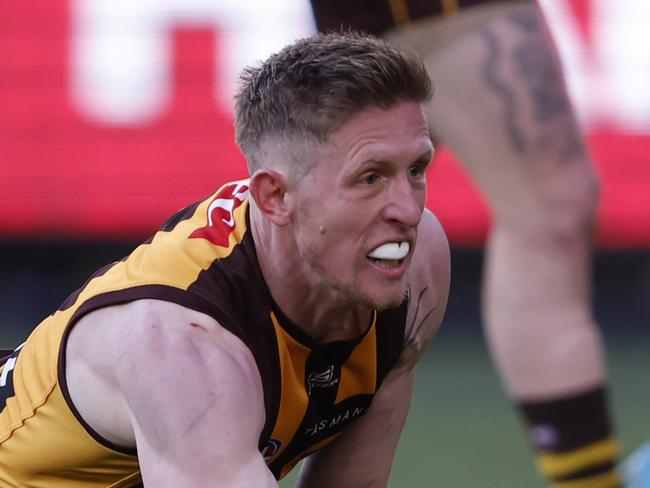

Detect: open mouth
[366,241,410,269]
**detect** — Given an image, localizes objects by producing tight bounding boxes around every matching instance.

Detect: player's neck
[277,290,370,344]
[250,210,370,344]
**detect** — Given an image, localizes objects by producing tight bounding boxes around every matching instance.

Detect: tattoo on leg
[481,29,525,154]
[480,9,584,164]
[508,10,583,164]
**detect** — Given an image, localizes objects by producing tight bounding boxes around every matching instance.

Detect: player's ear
[249,169,291,226]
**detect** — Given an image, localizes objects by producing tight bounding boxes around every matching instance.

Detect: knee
[500,160,601,245]
[540,161,600,243]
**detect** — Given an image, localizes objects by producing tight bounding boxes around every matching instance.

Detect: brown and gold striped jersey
[0,179,406,487]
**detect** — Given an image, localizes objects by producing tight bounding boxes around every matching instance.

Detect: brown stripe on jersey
[280,433,343,479]
[375,299,408,389]
[264,313,311,467]
[159,199,202,232]
[186,217,283,448]
[111,472,143,487]
[0,350,13,367]
[59,261,119,311]
[334,312,378,404]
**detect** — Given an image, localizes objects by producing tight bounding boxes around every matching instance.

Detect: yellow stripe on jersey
[538,438,620,479]
[387,0,410,25]
[335,312,377,404]
[1,345,140,486]
[267,313,312,468]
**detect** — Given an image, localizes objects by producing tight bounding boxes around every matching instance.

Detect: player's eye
[360,172,380,185]
[408,163,426,178]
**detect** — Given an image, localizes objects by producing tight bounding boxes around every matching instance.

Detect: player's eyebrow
[363,147,434,168]
[413,148,435,165]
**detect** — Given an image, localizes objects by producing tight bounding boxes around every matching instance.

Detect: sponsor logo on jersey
[307,365,338,393]
[301,406,366,437]
[189,181,249,247]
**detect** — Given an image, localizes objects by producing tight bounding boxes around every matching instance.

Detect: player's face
[292,101,433,310]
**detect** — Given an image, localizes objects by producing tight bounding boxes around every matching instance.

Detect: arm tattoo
[403,284,436,351]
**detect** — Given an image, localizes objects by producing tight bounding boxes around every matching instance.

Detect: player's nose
[382,176,424,227]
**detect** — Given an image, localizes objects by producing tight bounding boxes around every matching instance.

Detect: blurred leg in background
[310,0,621,486]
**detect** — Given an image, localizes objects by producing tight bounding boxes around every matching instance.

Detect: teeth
[367,241,410,260]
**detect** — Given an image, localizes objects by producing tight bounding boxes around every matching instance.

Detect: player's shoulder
[122,300,258,382]
[70,299,262,424]
[392,210,450,373]
[417,209,448,250]
[68,299,266,466]
[411,209,450,284]
[72,299,256,381]
[113,301,265,431]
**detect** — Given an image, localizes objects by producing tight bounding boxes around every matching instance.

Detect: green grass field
[280,331,650,487]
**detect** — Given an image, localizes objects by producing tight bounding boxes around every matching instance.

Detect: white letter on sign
[70,0,314,126]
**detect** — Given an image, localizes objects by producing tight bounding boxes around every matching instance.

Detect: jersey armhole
[57,284,242,456]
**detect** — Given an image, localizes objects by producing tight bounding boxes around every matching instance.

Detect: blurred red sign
[0,0,648,247]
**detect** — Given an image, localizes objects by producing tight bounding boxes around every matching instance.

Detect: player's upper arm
[112,300,277,487]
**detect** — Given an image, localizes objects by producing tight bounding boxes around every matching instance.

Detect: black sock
[518,386,621,487]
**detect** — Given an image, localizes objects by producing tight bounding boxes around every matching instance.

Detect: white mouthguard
[367,241,410,260]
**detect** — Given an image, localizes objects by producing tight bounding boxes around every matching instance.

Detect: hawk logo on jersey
[261,438,283,461]
[189,181,249,247]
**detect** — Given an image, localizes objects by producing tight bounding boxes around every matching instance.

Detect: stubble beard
[313,257,408,311]
[297,231,408,312]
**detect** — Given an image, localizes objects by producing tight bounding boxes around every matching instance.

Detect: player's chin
[361,282,408,311]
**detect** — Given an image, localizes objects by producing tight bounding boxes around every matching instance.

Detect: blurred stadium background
[0,0,648,486]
